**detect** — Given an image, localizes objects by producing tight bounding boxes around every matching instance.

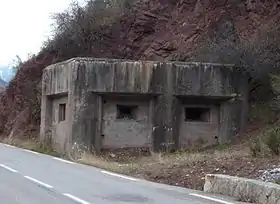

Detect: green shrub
[250,127,280,156]
[250,139,260,157]
[263,127,280,155]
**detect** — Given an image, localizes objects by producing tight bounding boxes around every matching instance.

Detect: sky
[0,0,85,67]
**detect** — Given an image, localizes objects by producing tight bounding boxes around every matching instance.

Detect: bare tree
[43,0,136,59]
[11,55,23,74]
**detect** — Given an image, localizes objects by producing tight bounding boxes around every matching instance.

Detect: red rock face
[0,0,279,137]
[112,0,280,60]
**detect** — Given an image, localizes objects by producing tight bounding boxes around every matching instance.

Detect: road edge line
[4,144,15,148]
[0,164,18,173]
[189,193,234,204]
[63,193,91,204]
[53,157,75,164]
[23,149,40,155]
[101,170,138,181]
[24,176,53,189]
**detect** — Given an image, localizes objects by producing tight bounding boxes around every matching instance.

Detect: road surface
[0,143,248,204]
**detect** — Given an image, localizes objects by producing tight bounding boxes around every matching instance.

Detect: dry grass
[67,143,250,178]
[66,144,255,191]
[0,136,59,156]
[71,151,137,174]
[2,136,36,148]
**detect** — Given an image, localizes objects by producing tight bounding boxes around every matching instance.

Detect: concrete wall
[101,96,151,148]
[40,58,249,153]
[42,60,71,95]
[51,96,69,153]
[81,59,240,96]
[179,104,219,148]
[40,59,73,147]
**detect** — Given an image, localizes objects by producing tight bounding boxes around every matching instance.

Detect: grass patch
[72,151,137,174]
[250,126,280,156]
[1,136,59,157]
[66,143,249,180]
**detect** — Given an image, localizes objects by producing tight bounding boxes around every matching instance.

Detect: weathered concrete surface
[40,58,249,153]
[204,174,280,204]
[51,95,69,153]
[178,100,220,148]
[102,95,152,148]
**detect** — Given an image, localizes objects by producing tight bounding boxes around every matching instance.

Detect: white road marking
[101,170,138,181]
[53,157,75,164]
[0,164,18,173]
[189,193,234,204]
[23,149,39,155]
[24,176,53,189]
[4,144,15,148]
[63,193,91,204]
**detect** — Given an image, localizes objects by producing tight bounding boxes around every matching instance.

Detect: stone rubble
[260,167,280,183]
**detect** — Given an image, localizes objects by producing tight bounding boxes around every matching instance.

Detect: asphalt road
[0,143,248,204]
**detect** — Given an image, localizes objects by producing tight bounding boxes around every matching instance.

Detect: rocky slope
[0,0,280,138]
[112,0,280,60]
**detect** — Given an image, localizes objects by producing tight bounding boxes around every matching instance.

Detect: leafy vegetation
[250,127,280,156]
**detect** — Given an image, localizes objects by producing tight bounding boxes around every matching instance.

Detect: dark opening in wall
[184,107,210,122]
[116,105,138,120]
[59,103,66,122]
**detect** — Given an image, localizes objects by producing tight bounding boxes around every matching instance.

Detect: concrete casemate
[40,58,248,154]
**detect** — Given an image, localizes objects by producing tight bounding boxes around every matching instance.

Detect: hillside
[0,0,280,138]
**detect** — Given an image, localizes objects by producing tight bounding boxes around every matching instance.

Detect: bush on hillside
[190,19,280,104]
[44,0,135,59]
[250,127,280,156]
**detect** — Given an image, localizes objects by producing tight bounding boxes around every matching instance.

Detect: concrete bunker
[177,96,227,148]
[42,94,70,153]
[101,94,153,149]
[40,58,248,153]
